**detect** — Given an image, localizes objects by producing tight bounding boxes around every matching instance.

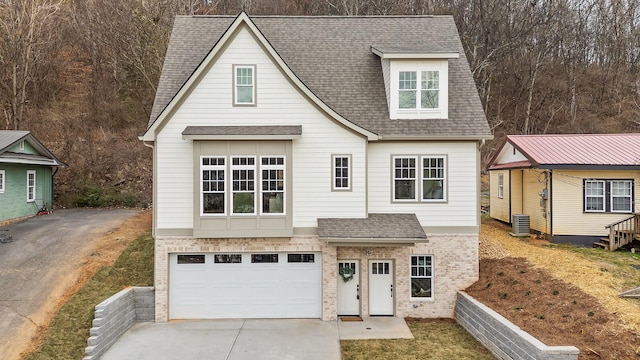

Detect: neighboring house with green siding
[0,131,66,223]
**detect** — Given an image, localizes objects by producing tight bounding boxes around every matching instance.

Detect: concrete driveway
[101,319,342,360]
[0,208,140,360]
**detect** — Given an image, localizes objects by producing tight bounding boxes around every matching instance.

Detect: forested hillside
[2,0,639,206]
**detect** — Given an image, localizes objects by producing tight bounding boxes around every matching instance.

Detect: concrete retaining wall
[83,287,154,360]
[455,291,579,360]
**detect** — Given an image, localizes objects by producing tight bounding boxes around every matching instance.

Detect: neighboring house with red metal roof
[488,134,640,249]
[141,13,492,322]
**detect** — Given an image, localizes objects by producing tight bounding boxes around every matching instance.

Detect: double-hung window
[234,65,255,105]
[393,156,417,200]
[231,157,256,214]
[202,157,226,214]
[26,170,36,202]
[497,173,504,199]
[261,157,284,214]
[399,71,439,109]
[393,156,446,202]
[332,155,351,190]
[584,179,633,213]
[0,170,4,193]
[422,156,445,201]
[410,255,433,299]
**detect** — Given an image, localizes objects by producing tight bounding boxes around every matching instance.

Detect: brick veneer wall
[456,291,579,360]
[83,287,155,360]
[154,233,478,321]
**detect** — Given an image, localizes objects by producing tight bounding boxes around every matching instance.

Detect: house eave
[0,157,64,167]
[183,134,301,140]
[371,46,459,59]
[538,164,640,170]
[378,134,494,141]
[322,237,428,247]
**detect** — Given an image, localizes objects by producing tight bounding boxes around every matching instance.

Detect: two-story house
[141,13,492,322]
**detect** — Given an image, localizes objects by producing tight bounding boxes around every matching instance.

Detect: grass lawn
[24,231,154,360]
[341,319,494,360]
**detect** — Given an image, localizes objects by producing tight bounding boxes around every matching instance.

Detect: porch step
[593,239,610,249]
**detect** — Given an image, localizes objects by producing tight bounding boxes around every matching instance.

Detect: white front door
[337,260,360,315]
[368,260,394,316]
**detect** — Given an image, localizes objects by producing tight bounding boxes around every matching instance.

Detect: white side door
[337,261,360,315]
[368,260,394,316]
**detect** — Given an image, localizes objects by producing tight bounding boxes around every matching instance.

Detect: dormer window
[399,71,439,109]
[371,47,457,120]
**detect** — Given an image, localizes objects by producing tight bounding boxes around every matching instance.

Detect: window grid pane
[202,157,226,214]
[394,157,417,200]
[422,156,445,201]
[261,157,285,214]
[333,156,350,189]
[584,180,605,212]
[235,66,254,104]
[232,157,255,214]
[410,255,432,298]
[611,180,632,212]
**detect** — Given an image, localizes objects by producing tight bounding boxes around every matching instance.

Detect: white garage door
[169,252,322,319]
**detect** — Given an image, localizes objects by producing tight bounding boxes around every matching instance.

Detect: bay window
[261,157,284,214]
[231,157,256,214]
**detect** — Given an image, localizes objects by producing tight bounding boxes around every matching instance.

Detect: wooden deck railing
[603,214,639,251]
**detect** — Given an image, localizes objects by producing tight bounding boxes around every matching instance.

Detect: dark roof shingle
[318,213,427,239]
[149,15,490,139]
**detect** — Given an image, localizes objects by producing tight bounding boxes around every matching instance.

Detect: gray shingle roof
[149,15,490,139]
[318,213,427,239]
[0,130,29,152]
[183,125,302,136]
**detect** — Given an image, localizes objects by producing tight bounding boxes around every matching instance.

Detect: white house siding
[367,141,479,228]
[494,143,528,164]
[489,170,510,223]
[552,169,640,236]
[154,26,367,230]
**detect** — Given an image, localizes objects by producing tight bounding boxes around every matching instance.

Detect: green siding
[0,164,54,222]
[6,140,39,155]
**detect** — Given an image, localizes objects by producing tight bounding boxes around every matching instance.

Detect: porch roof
[318,213,427,246]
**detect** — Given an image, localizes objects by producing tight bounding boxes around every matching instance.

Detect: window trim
[331,154,352,191]
[392,156,418,202]
[0,169,5,194]
[497,173,504,199]
[398,70,440,110]
[421,156,446,202]
[231,156,256,215]
[583,179,633,213]
[260,156,285,215]
[26,170,36,202]
[410,255,433,300]
[233,64,256,106]
[201,156,226,216]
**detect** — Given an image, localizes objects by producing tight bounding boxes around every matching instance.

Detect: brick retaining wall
[455,291,579,360]
[83,287,154,360]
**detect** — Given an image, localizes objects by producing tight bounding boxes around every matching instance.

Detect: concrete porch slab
[337,316,414,340]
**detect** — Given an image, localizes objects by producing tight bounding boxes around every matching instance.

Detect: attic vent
[512,214,530,236]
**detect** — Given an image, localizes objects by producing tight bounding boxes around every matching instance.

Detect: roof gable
[489,134,640,169]
[0,130,66,167]
[142,12,377,141]
[144,14,491,141]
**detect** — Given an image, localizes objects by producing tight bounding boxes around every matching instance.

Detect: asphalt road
[0,208,139,360]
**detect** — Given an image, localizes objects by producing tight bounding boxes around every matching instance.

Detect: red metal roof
[488,160,532,170]
[507,134,640,166]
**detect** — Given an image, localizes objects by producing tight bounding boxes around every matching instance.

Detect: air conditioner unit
[512,214,530,236]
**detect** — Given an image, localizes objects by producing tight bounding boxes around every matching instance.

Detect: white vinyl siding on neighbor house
[26,170,35,202]
[153,27,367,230]
[584,179,633,213]
[548,170,638,237]
[389,60,448,120]
[369,142,478,227]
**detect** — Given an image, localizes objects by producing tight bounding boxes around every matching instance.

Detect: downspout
[142,140,155,238]
[548,169,553,240]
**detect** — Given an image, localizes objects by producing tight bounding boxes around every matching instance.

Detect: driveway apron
[101,319,341,360]
[0,208,139,360]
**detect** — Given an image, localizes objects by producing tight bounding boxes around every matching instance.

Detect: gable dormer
[372,47,458,120]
